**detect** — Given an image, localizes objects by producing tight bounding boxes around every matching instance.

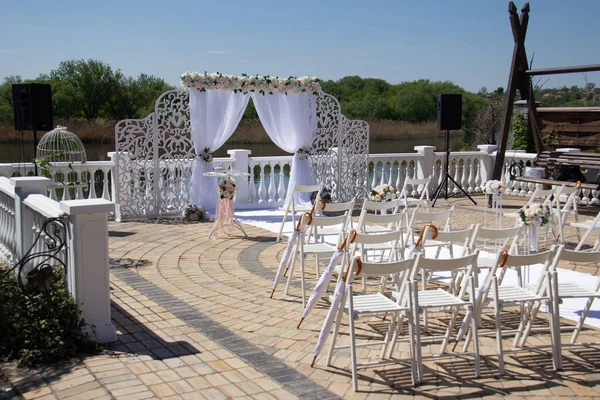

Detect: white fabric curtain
[251,92,318,205]
[189,89,249,211]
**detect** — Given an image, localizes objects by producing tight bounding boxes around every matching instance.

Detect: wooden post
[493,2,530,180]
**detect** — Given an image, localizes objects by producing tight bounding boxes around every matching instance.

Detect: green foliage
[511,112,528,150]
[0,267,96,367]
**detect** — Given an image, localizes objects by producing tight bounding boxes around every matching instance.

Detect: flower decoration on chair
[482,180,505,195]
[218,179,237,200]
[370,184,396,202]
[296,148,310,161]
[198,147,213,163]
[184,205,206,221]
[180,72,321,95]
[517,202,552,226]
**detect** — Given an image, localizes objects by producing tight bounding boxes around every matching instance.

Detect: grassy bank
[0,119,449,144]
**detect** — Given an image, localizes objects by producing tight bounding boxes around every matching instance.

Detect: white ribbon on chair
[311,257,359,367]
[270,212,311,298]
[297,230,356,328]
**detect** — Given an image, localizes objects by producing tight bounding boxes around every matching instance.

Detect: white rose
[535,208,545,217]
[490,182,499,190]
[375,194,381,201]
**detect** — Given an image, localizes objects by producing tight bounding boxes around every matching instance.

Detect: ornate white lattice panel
[154,90,194,216]
[114,88,369,220]
[114,113,157,220]
[340,116,370,203]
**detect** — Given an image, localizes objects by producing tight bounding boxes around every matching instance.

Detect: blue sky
[1,0,599,92]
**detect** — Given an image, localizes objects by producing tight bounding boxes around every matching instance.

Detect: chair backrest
[347,256,416,280]
[470,224,522,253]
[552,245,600,270]
[420,225,476,258]
[310,213,348,228]
[526,187,554,206]
[409,206,454,232]
[399,176,432,202]
[319,199,355,214]
[356,209,405,233]
[361,198,402,214]
[287,183,322,207]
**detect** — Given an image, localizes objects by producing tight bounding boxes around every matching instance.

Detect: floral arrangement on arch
[218,178,237,201]
[198,147,213,163]
[180,72,321,95]
[517,202,552,226]
[370,184,396,202]
[184,205,206,221]
[296,148,310,160]
[483,180,505,195]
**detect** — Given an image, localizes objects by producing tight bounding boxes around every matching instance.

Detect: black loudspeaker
[12,83,53,131]
[437,94,462,130]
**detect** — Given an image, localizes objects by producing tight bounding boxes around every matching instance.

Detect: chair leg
[469,275,481,378]
[551,274,562,370]
[492,279,504,376]
[380,312,398,359]
[571,296,596,344]
[277,205,290,243]
[347,293,359,392]
[441,307,458,354]
[412,282,424,383]
[284,245,299,296]
[300,248,306,308]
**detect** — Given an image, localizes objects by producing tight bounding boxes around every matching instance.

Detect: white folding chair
[309,198,355,243]
[552,184,581,245]
[475,249,559,375]
[284,212,347,307]
[355,210,406,262]
[571,211,600,251]
[407,206,454,245]
[326,254,418,391]
[402,252,481,383]
[398,176,432,229]
[469,225,522,286]
[519,246,600,370]
[276,183,322,242]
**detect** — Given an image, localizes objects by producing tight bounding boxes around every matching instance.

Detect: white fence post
[60,199,116,343]
[10,177,51,260]
[414,146,436,196]
[477,144,498,184]
[227,149,251,203]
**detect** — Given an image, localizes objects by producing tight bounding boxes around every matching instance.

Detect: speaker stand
[33,128,38,176]
[431,129,477,207]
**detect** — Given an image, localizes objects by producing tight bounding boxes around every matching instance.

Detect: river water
[0,135,461,163]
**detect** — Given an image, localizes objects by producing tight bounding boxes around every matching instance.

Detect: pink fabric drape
[209,198,236,239]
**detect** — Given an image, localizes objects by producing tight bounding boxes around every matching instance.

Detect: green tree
[50,59,118,121]
[0,76,23,123]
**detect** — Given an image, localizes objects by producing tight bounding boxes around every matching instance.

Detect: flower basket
[218,178,237,201]
[370,184,396,202]
[184,205,206,221]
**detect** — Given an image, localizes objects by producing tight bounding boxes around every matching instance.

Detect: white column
[477,144,498,183]
[60,199,116,343]
[10,177,51,260]
[414,145,436,196]
[227,149,251,203]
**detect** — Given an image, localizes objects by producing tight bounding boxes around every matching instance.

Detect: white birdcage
[36,125,87,163]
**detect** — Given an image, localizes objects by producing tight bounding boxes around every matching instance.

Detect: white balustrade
[4,146,596,218]
[0,176,116,343]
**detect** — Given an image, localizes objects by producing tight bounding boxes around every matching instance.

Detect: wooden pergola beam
[525,64,600,76]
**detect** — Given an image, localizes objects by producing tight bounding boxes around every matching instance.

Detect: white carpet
[236,209,600,330]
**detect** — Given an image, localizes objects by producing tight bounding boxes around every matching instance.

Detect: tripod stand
[431,129,477,207]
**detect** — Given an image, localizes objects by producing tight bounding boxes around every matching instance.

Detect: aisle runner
[236,209,600,329]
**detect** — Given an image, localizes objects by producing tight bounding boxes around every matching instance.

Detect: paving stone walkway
[2,195,600,399]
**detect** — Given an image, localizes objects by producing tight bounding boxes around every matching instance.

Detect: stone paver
[2,195,600,399]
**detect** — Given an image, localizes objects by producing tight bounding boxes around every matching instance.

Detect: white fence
[1,146,597,220]
[0,176,116,343]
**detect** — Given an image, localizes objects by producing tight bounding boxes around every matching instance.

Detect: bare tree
[469,101,504,144]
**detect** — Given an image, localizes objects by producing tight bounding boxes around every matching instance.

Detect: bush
[511,113,528,150]
[0,267,97,367]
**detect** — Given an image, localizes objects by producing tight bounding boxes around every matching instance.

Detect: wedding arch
[113,72,369,221]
